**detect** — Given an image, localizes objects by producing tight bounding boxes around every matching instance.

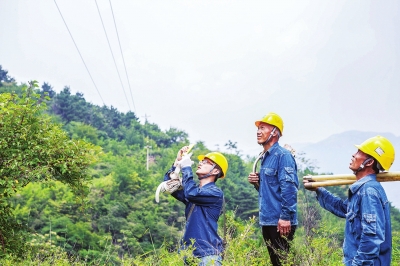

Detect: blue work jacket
[164,165,224,258]
[316,174,392,265]
[258,142,299,226]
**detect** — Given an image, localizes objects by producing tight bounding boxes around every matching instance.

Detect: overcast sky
[1,0,399,156]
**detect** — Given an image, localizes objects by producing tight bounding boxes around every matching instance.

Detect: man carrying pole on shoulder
[164,146,228,266]
[303,135,395,265]
[248,112,299,266]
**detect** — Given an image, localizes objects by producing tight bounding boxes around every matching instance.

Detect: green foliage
[47,85,189,149]
[219,153,258,219]
[393,231,400,265]
[1,73,400,264]
[0,82,100,198]
[64,122,101,145]
[0,81,100,256]
[0,210,346,265]
[0,65,15,86]
[41,82,56,98]
[391,204,400,232]
[288,222,343,265]
[221,214,269,265]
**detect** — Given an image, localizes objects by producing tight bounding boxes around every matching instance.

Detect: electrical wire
[109,0,137,113]
[95,0,131,111]
[53,0,105,105]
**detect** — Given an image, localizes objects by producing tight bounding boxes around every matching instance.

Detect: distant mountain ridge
[297,130,400,208]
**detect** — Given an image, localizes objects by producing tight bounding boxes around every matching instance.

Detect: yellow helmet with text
[255,112,284,136]
[198,152,228,178]
[355,135,395,171]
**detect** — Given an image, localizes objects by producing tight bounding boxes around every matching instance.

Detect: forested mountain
[1,66,400,265]
[0,68,260,263]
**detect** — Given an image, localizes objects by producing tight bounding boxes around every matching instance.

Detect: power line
[109,0,137,113]
[95,0,131,111]
[53,0,105,105]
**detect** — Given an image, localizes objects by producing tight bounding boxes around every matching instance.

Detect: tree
[0,65,15,86]
[224,140,242,156]
[41,82,56,98]
[0,81,101,255]
[165,127,189,144]
[51,86,90,124]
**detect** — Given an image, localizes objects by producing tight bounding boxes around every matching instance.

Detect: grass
[0,211,351,266]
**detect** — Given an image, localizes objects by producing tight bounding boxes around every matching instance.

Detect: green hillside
[1,66,400,265]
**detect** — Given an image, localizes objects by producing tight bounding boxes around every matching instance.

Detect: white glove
[179,153,194,168]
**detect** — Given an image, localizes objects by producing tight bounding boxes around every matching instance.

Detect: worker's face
[196,158,216,177]
[349,149,369,171]
[257,122,275,145]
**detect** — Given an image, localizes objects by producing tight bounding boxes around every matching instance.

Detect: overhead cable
[109,0,137,113]
[53,0,105,105]
[95,0,131,111]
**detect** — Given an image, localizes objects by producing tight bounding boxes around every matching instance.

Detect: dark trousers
[262,225,296,266]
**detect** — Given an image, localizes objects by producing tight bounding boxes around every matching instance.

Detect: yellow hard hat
[198,152,228,178]
[255,112,284,136]
[355,135,395,171]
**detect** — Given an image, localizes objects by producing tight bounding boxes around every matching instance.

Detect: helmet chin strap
[198,164,216,180]
[260,127,277,146]
[353,157,373,175]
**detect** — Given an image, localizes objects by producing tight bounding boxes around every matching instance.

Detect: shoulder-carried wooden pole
[303,172,400,189]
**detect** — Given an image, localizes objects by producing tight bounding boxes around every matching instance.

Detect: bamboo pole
[303,172,400,189]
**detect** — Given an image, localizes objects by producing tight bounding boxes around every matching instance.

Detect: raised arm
[316,188,347,218]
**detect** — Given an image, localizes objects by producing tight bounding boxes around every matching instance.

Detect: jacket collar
[261,142,279,161]
[267,142,279,154]
[349,174,377,194]
[200,182,215,189]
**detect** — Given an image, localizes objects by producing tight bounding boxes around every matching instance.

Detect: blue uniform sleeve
[163,165,176,181]
[278,153,299,221]
[316,188,347,218]
[163,165,186,203]
[351,187,385,265]
[181,167,223,206]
